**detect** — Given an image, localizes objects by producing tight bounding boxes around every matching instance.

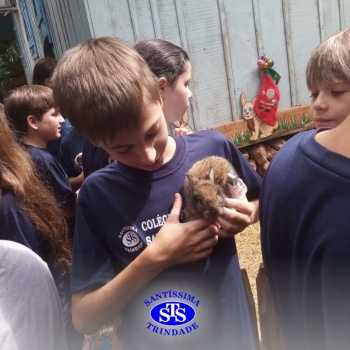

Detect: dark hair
[134,39,190,86]
[32,57,57,85]
[0,89,9,104]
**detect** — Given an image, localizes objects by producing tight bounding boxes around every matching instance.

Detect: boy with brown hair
[308,28,350,128]
[53,37,262,350]
[4,85,77,222]
[260,28,350,350]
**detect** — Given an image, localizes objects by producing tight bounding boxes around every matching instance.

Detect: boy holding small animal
[52,37,262,350]
[82,38,193,177]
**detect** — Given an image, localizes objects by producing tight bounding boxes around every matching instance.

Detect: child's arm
[68,172,84,192]
[214,198,259,238]
[64,197,77,219]
[72,193,218,334]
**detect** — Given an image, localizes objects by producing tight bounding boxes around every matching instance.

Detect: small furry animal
[184,156,237,221]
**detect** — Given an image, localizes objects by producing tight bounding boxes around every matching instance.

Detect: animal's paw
[260,132,272,139]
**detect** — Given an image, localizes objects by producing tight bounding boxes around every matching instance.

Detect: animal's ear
[252,95,258,104]
[186,173,197,187]
[209,168,214,181]
[240,92,247,106]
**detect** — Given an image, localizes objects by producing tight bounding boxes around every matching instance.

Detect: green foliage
[276,114,312,130]
[301,113,312,125]
[231,130,251,144]
[289,115,297,128]
[277,117,289,130]
[0,38,23,90]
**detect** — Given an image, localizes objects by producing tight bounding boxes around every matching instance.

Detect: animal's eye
[249,107,252,112]
[217,187,224,196]
[194,195,203,206]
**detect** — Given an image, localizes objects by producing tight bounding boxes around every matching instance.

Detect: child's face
[36,108,65,141]
[95,102,172,171]
[161,61,192,123]
[310,81,350,128]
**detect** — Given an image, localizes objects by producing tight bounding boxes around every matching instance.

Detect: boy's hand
[215,198,258,238]
[149,193,218,268]
[174,128,193,136]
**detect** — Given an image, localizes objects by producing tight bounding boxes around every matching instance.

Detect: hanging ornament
[257,56,274,70]
[266,58,274,67]
[254,57,281,126]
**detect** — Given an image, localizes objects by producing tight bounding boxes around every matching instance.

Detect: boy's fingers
[174,128,188,136]
[168,193,182,220]
[224,198,253,215]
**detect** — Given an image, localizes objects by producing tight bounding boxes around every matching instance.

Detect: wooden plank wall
[43,0,91,58]
[12,0,44,83]
[43,0,350,131]
[12,0,92,82]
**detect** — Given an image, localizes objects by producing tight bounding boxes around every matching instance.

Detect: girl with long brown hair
[0,104,80,348]
[0,104,71,269]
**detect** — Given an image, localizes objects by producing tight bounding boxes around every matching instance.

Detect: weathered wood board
[209,104,314,148]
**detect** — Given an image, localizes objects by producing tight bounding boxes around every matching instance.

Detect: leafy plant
[0,38,23,90]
